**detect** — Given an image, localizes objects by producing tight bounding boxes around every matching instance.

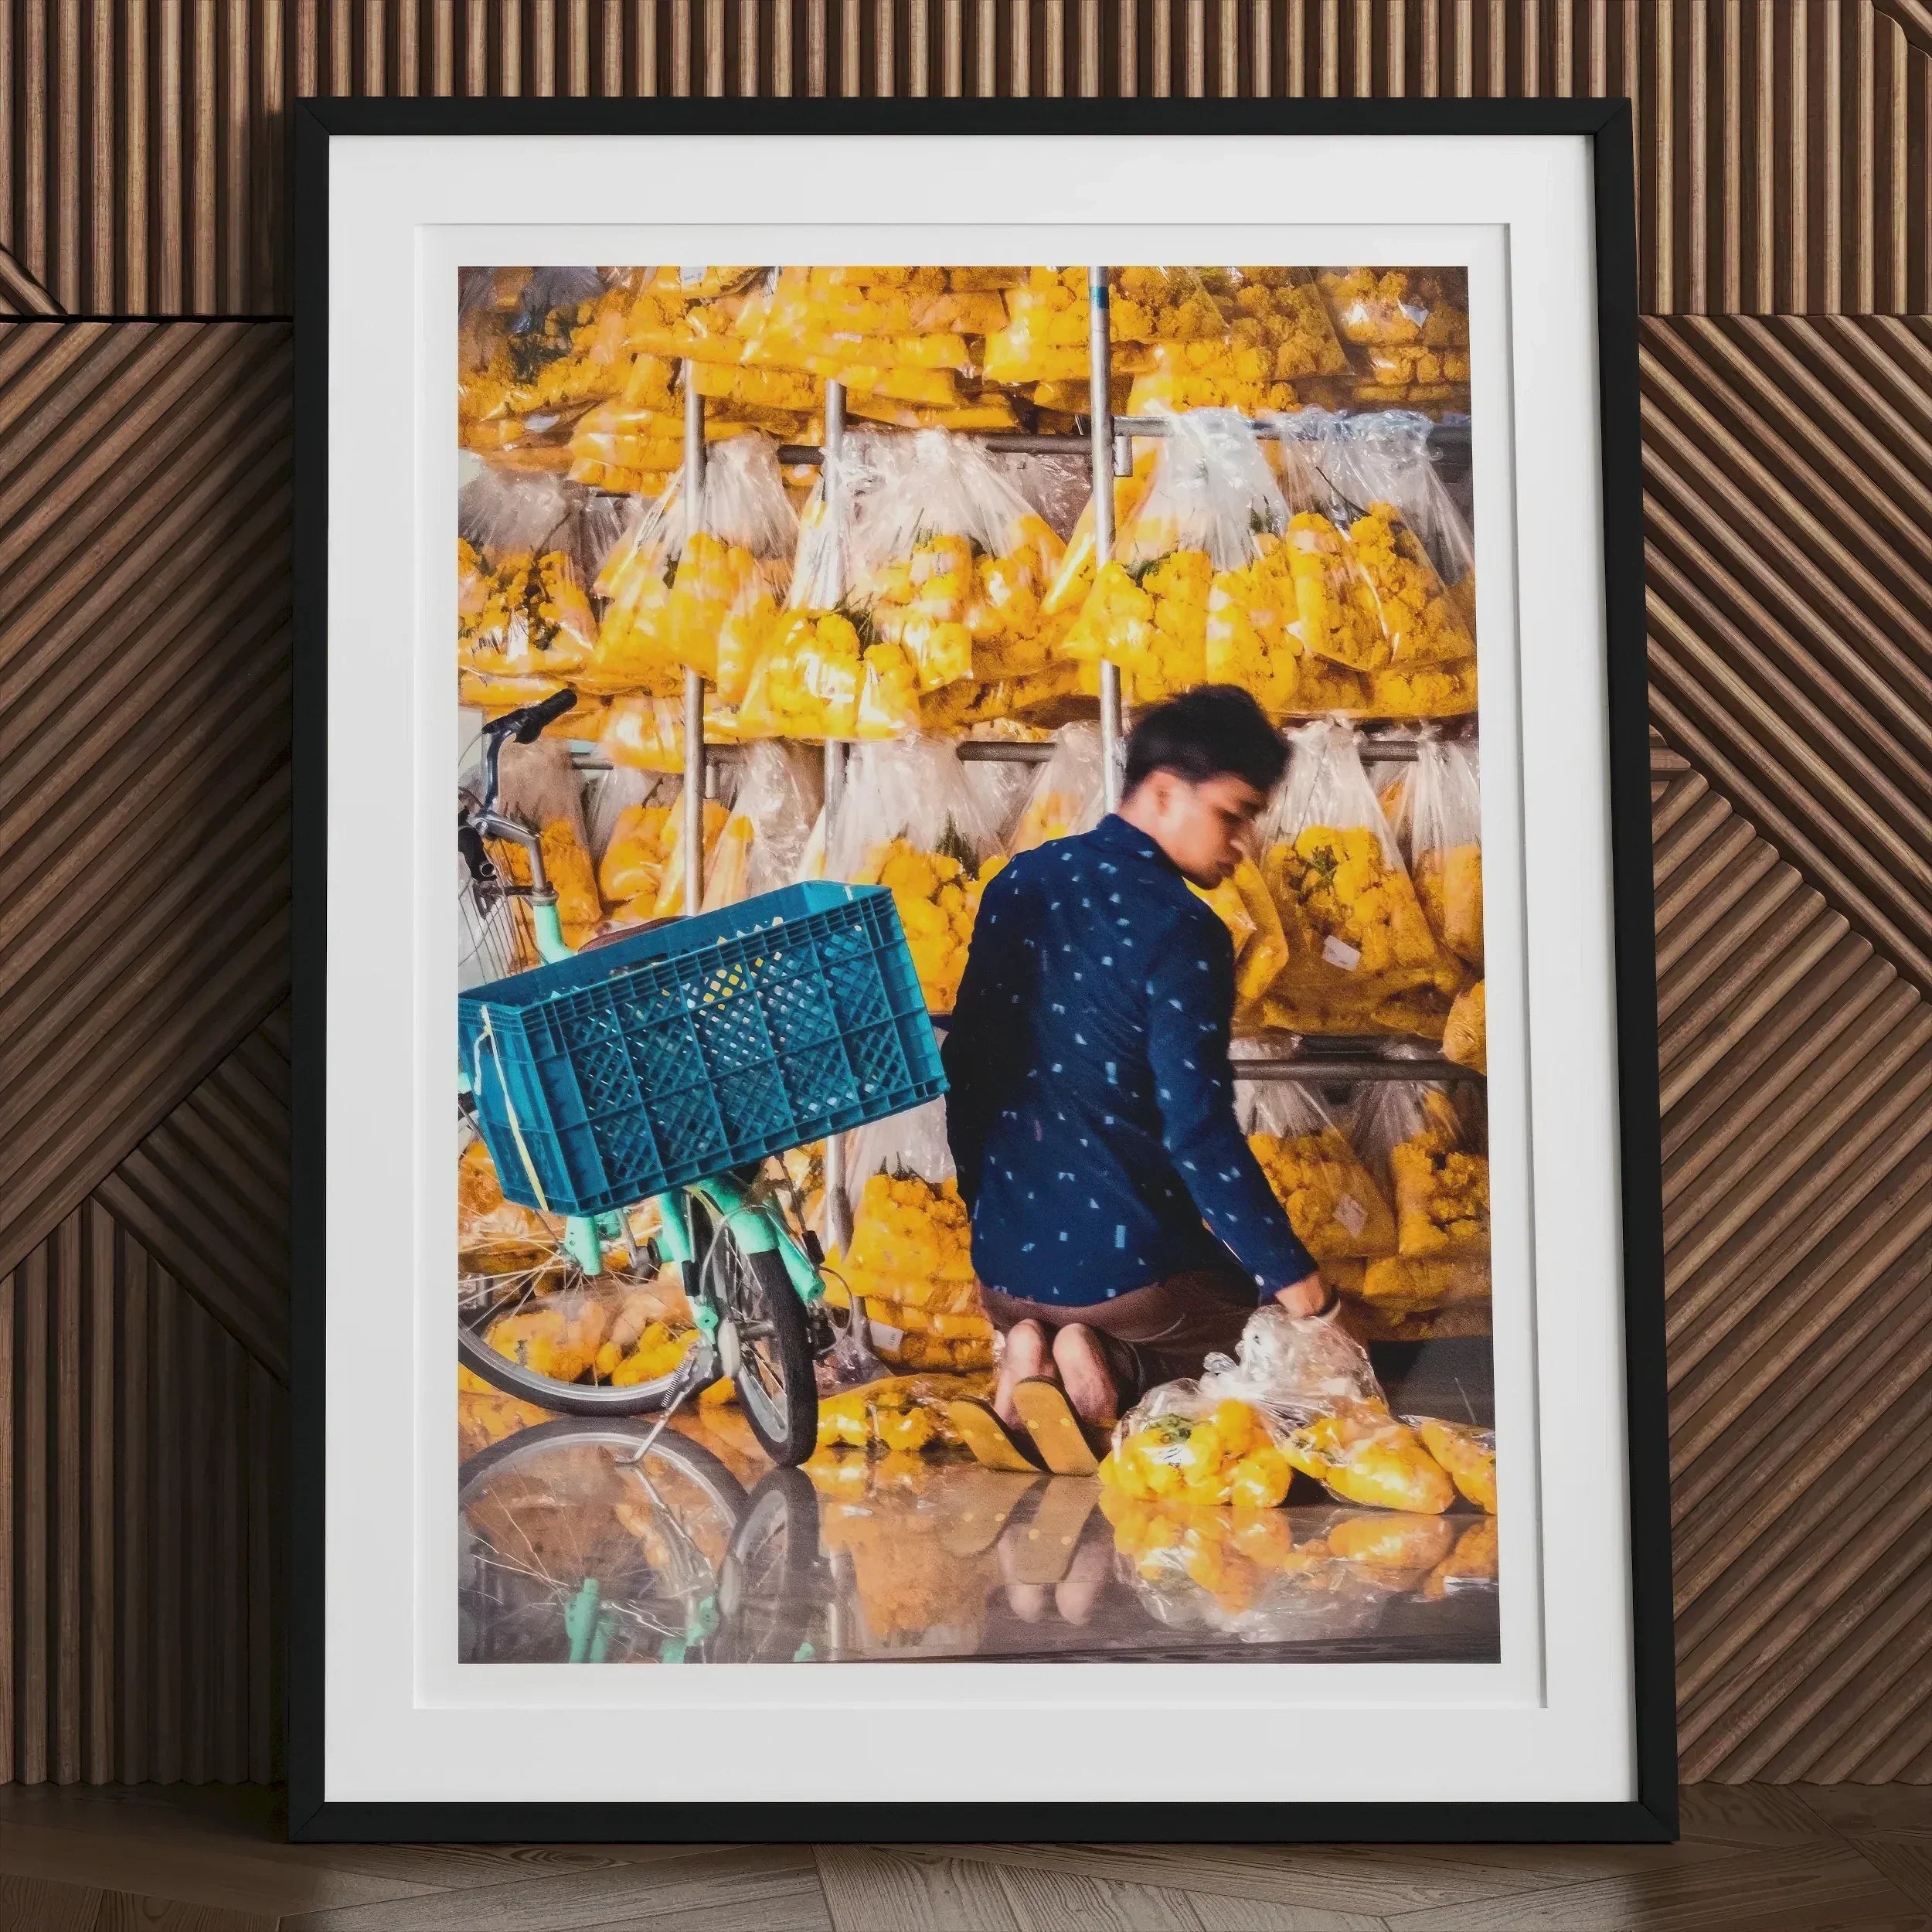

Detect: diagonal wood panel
[2,2,1929,317]
[0,321,294,1283]
[1651,760,1932,1784]
[1642,314,1932,994]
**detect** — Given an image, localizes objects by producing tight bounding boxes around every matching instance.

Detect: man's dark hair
[1121,685,1288,798]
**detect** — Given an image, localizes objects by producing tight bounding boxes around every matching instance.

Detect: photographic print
[295,102,1671,1835]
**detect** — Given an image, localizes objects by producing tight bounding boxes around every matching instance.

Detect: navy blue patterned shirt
[941,813,1317,1307]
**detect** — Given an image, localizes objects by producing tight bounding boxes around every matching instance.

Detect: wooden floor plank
[1381,1839,1924,1931]
[0,1818,442,1917]
[995,1863,1207,1932]
[277,1845,828,1932]
[88,1894,279,1932]
[1850,1837,1932,1914]
[1791,1783,1932,1838]
[815,1845,1024,1932]
[1185,1893,1393,1932]
[1678,1781,1840,1845]
[0,1871,100,1932]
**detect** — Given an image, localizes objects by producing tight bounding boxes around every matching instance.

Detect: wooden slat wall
[0,1,1927,1790]
[1,2,1930,317]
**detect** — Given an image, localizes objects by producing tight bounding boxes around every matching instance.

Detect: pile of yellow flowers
[1422,1515,1501,1597]
[814,1373,988,1455]
[1280,1402,1457,1513]
[1443,978,1486,1073]
[662,532,762,685]
[594,1320,699,1388]
[1189,861,1291,1024]
[1286,512,1388,674]
[485,1278,702,1391]
[1098,1397,1294,1509]
[459,284,634,454]
[1318,268,1472,401]
[737,609,922,740]
[486,817,604,956]
[852,837,1006,1012]
[597,794,729,923]
[1063,550,1213,703]
[598,690,742,772]
[982,266,1225,386]
[1248,1123,1399,1260]
[1201,536,1301,716]
[580,517,683,696]
[459,546,597,689]
[1264,823,1443,989]
[1389,1105,1491,1259]
[1348,503,1478,668]
[485,1299,611,1384]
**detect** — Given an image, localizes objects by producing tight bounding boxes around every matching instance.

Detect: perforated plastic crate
[459,883,946,1217]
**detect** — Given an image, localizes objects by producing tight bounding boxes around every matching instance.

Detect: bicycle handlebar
[475,687,579,816]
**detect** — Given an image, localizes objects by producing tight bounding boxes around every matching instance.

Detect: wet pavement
[457,1396,1499,1667]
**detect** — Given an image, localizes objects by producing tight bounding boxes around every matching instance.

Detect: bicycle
[457,689,939,1466]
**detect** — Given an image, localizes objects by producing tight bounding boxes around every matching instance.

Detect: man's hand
[1274,1271,1334,1319]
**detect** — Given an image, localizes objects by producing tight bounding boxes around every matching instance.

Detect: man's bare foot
[994,1319,1053,1427]
[1051,1324,1119,1427]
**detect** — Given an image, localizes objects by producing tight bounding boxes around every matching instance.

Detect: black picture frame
[289,95,1674,1845]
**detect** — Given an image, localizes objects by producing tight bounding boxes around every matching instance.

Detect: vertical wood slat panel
[0,1,1928,315]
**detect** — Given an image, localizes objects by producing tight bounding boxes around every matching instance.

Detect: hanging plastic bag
[457,469,596,686]
[1008,723,1108,853]
[1316,267,1471,401]
[1354,1082,1490,1261]
[697,741,822,912]
[828,736,1005,1014]
[1328,413,1478,669]
[662,434,798,685]
[587,767,676,915]
[1258,719,1447,1007]
[738,447,923,740]
[578,479,686,695]
[649,792,733,919]
[598,689,743,771]
[1270,413,1388,683]
[981,266,1226,386]
[488,736,603,954]
[820,1100,994,1375]
[1443,978,1486,1074]
[1405,736,1484,969]
[1233,1064,1397,1260]
[1060,410,1288,706]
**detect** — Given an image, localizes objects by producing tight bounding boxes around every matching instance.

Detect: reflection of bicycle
[457,691,942,1464]
[457,1419,748,1664]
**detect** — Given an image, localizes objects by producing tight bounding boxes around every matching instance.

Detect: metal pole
[820,379,851,1260]
[681,369,706,914]
[1089,267,1124,812]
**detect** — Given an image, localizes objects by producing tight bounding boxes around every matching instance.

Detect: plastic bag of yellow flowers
[1232,1060,1398,1260]
[853,430,1068,712]
[456,470,598,700]
[458,268,634,454]
[828,737,1005,1013]
[813,1372,990,1456]
[1397,735,1485,971]
[659,433,798,694]
[1317,266,1471,403]
[820,1100,996,1374]
[696,742,821,914]
[1008,722,1109,854]
[981,265,1227,387]
[1356,1081,1491,1262]
[738,446,923,740]
[479,736,604,957]
[1255,719,1452,1022]
[1059,409,1299,710]
[573,482,685,696]
[1099,1388,1296,1509]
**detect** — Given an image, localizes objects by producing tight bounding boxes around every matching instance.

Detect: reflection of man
[944,687,1332,1433]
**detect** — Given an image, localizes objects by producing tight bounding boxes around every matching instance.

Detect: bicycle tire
[457,1414,748,1521]
[715,1468,825,1664]
[457,1318,709,1417]
[709,1233,818,1468]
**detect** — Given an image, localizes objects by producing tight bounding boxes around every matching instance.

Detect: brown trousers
[980,1269,1257,1407]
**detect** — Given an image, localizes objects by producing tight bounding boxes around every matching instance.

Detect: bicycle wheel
[715,1468,826,1663]
[457,1418,747,1665]
[698,1204,818,1468]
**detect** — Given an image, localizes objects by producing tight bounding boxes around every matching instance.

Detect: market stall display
[1318,267,1472,404]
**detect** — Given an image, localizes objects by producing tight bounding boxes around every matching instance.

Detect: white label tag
[1321,935,1362,971]
[679,265,706,285]
[868,1320,905,1352]
[1335,1195,1369,1237]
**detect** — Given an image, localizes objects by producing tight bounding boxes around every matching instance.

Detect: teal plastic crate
[459,883,944,1217]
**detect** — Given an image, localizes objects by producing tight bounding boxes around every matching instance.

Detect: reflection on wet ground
[458,1397,1499,1666]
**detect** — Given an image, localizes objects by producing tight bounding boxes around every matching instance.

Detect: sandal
[944,1396,1047,1473]
[1000,1478,1102,1587]
[1011,1379,1113,1478]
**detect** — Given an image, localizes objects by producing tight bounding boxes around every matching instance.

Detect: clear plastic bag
[1258,719,1447,1005]
[737,447,923,740]
[457,469,597,685]
[1443,978,1487,1074]
[458,273,632,440]
[1353,1081,1490,1261]
[598,690,742,771]
[488,736,603,954]
[1233,1063,1398,1260]
[820,1099,994,1375]
[1060,409,1291,706]
[1316,267,1471,400]
[1273,414,1389,682]
[1415,1418,1496,1513]
[698,741,822,912]
[580,482,685,695]
[1278,1403,1457,1513]
[1406,736,1484,969]
[981,266,1227,386]
[1327,413,1478,669]
[828,736,1006,1013]
[1008,722,1108,854]
[1099,1384,1294,1509]
[664,434,798,685]
[587,767,678,915]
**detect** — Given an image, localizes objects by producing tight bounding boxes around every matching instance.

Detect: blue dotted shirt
[941,813,1317,1308]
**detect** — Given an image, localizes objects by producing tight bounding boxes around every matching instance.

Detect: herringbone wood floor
[0,1782,1927,1930]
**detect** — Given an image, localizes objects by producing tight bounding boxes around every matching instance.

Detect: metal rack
[668,271,1479,1097]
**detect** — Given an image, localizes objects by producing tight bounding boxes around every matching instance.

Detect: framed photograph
[291,98,1673,1841]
